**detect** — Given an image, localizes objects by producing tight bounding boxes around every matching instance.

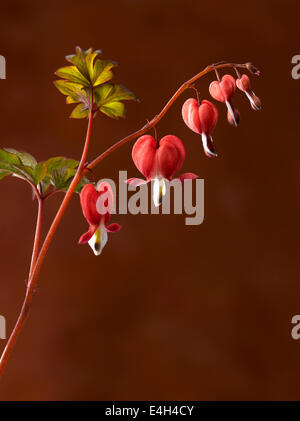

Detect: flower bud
[236,74,261,111]
[227,107,240,126]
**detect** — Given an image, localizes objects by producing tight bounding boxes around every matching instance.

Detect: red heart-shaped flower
[209,74,236,103]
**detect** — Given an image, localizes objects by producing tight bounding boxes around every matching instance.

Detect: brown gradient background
[0,0,299,401]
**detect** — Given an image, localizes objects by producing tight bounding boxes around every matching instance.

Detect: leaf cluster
[0,148,90,196]
[54,47,137,119]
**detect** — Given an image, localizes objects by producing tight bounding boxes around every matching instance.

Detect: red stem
[0,195,43,372]
[0,61,258,376]
[85,62,251,171]
[29,196,43,279]
[0,92,94,375]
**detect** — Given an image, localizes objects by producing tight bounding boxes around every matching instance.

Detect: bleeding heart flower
[236,74,261,111]
[209,74,240,127]
[79,182,121,256]
[182,98,218,158]
[126,134,198,206]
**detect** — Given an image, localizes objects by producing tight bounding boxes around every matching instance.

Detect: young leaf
[34,162,47,185]
[0,160,34,181]
[52,167,76,189]
[4,148,37,168]
[100,102,125,119]
[0,149,22,165]
[94,83,137,118]
[66,47,92,80]
[45,157,79,173]
[70,103,89,119]
[54,80,83,98]
[55,66,90,87]
[92,60,117,86]
[54,47,136,120]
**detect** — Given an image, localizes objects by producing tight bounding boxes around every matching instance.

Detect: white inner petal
[201,133,217,157]
[153,177,166,207]
[225,100,237,126]
[245,91,259,110]
[88,224,108,256]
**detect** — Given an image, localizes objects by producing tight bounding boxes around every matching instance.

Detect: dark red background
[0,0,300,400]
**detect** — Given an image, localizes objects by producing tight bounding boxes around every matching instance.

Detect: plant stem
[0,61,258,376]
[0,194,43,373]
[29,197,43,279]
[85,62,253,171]
[0,92,94,376]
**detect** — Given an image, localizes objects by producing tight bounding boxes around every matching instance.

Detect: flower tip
[201,133,218,158]
[251,94,262,111]
[245,62,260,76]
[226,104,240,127]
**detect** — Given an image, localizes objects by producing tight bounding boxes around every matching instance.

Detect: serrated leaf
[62,159,79,169]
[94,83,137,118]
[54,80,83,97]
[4,148,37,168]
[40,176,52,195]
[45,156,79,172]
[0,160,34,181]
[52,167,76,189]
[0,149,22,165]
[100,101,125,119]
[66,47,92,80]
[44,157,66,172]
[34,162,47,184]
[95,83,137,104]
[55,47,135,120]
[86,50,99,81]
[55,66,90,87]
[70,103,89,119]
[93,60,117,86]
[20,165,35,179]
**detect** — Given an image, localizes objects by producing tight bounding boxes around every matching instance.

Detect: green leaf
[62,159,79,169]
[70,103,89,119]
[34,162,47,184]
[86,50,100,81]
[52,167,76,189]
[93,60,117,86]
[4,148,37,168]
[0,160,34,181]
[45,156,79,173]
[54,80,83,97]
[94,83,137,118]
[55,66,90,87]
[66,47,92,80]
[40,176,52,196]
[0,149,22,165]
[100,101,125,119]
[55,47,136,120]
[95,83,137,104]
[20,165,35,179]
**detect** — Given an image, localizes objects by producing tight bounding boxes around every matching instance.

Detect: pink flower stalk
[79,182,121,256]
[236,74,261,111]
[209,74,240,127]
[126,134,198,206]
[182,98,219,157]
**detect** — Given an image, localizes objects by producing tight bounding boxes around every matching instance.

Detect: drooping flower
[78,182,121,256]
[182,98,218,157]
[126,134,198,206]
[209,74,240,127]
[236,74,261,111]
